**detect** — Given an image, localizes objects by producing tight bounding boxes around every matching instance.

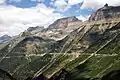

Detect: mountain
[89,4,120,21]
[0,5,120,80]
[36,16,82,40]
[0,35,11,44]
[27,26,44,34]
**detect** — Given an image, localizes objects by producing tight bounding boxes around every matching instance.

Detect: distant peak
[104,3,108,7]
[0,34,11,43]
[1,35,11,38]
[57,16,79,22]
[48,16,80,29]
[27,26,44,32]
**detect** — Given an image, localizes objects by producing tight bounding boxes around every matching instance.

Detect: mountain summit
[89,4,120,21]
[0,35,11,44]
[36,16,82,40]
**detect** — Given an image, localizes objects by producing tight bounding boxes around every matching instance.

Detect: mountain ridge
[89,4,120,21]
[0,35,11,44]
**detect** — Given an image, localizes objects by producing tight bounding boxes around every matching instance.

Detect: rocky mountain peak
[89,4,120,21]
[37,16,82,40]
[48,16,80,29]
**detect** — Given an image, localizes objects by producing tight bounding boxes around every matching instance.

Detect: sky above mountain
[0,0,120,36]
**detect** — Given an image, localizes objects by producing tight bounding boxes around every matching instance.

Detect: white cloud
[0,0,6,4]
[68,0,83,5]
[81,0,120,9]
[54,0,70,12]
[76,15,90,21]
[53,0,84,12]
[0,3,63,36]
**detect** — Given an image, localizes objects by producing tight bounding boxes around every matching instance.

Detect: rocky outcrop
[27,26,44,34]
[89,4,120,21]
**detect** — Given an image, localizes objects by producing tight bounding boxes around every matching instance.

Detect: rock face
[89,4,120,21]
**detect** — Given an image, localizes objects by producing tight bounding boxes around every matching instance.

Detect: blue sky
[6,0,94,16]
[0,0,120,36]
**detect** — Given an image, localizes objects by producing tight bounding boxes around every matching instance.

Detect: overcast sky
[0,0,120,36]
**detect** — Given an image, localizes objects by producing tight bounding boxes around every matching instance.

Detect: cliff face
[89,4,120,21]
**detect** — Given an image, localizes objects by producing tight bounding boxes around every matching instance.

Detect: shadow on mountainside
[1,68,120,80]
